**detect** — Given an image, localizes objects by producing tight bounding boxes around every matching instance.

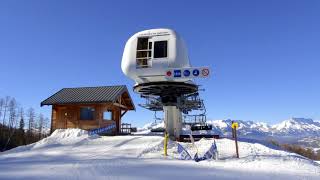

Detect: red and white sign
[202,68,210,77]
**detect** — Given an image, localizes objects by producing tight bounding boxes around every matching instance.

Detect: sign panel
[88,123,116,136]
[174,70,182,77]
[231,122,239,129]
[166,67,210,79]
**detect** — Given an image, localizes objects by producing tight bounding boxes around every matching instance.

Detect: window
[80,107,95,120]
[137,38,148,50]
[136,38,152,68]
[154,41,167,58]
[103,111,112,120]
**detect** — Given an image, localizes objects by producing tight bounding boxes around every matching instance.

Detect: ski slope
[0,129,319,180]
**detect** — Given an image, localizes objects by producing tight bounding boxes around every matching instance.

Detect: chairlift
[154,111,162,123]
[191,124,212,131]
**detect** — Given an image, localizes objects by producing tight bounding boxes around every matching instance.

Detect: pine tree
[18,108,25,145]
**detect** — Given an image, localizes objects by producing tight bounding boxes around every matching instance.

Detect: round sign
[166,71,172,76]
[192,69,200,76]
[183,70,190,77]
[202,68,209,76]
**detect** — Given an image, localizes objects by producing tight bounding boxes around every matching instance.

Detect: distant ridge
[140,117,320,137]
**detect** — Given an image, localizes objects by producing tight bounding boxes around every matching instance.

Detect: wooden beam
[50,106,54,134]
[121,92,134,110]
[113,103,128,110]
[120,110,128,118]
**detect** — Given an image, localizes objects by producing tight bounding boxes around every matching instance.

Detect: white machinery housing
[121,28,192,84]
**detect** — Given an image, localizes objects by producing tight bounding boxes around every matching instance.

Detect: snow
[0,128,319,180]
[134,121,165,135]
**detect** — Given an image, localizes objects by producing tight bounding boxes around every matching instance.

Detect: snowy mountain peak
[283,117,315,126]
[272,118,320,135]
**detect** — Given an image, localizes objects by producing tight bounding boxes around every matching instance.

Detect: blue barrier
[88,123,116,136]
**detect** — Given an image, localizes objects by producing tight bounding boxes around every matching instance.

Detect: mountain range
[139,117,320,149]
[208,118,320,137]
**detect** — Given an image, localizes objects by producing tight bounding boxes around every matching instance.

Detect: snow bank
[4,129,93,154]
[50,128,88,138]
[32,129,90,149]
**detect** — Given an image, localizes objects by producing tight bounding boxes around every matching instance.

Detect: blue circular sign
[183,70,190,77]
[193,69,200,76]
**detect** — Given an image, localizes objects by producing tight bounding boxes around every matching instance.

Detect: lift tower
[121,28,210,139]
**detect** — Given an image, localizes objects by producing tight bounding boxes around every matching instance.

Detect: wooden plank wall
[51,103,121,134]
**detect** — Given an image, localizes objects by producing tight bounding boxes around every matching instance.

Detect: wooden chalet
[41,85,135,134]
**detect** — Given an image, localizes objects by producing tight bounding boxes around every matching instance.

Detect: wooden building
[41,85,135,134]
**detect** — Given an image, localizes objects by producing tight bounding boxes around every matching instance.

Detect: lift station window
[154,41,167,58]
[136,38,152,68]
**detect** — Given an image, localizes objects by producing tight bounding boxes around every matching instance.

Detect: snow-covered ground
[0,129,319,180]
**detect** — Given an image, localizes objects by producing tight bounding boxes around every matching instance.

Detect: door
[56,109,68,129]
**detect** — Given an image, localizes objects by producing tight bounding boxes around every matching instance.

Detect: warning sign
[231,122,239,129]
[202,68,209,77]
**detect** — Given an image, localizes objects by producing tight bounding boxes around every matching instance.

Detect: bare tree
[40,117,50,138]
[26,108,35,143]
[38,113,44,139]
[3,98,18,150]
[0,96,10,141]
[0,96,51,151]
[2,96,10,126]
[8,98,17,128]
[0,98,4,122]
[0,97,4,134]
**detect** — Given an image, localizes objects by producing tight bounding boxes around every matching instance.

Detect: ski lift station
[122,28,213,140]
[41,28,213,140]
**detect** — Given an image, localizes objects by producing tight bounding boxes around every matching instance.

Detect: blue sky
[0,0,319,126]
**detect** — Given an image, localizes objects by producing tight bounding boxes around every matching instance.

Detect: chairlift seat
[191,124,212,131]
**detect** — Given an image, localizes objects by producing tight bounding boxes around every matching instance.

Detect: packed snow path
[0,129,319,180]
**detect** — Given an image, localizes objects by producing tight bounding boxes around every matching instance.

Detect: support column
[163,106,182,139]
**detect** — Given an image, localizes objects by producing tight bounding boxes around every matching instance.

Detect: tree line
[270,139,320,161]
[0,96,50,151]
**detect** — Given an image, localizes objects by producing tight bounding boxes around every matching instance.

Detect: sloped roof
[41,85,135,110]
